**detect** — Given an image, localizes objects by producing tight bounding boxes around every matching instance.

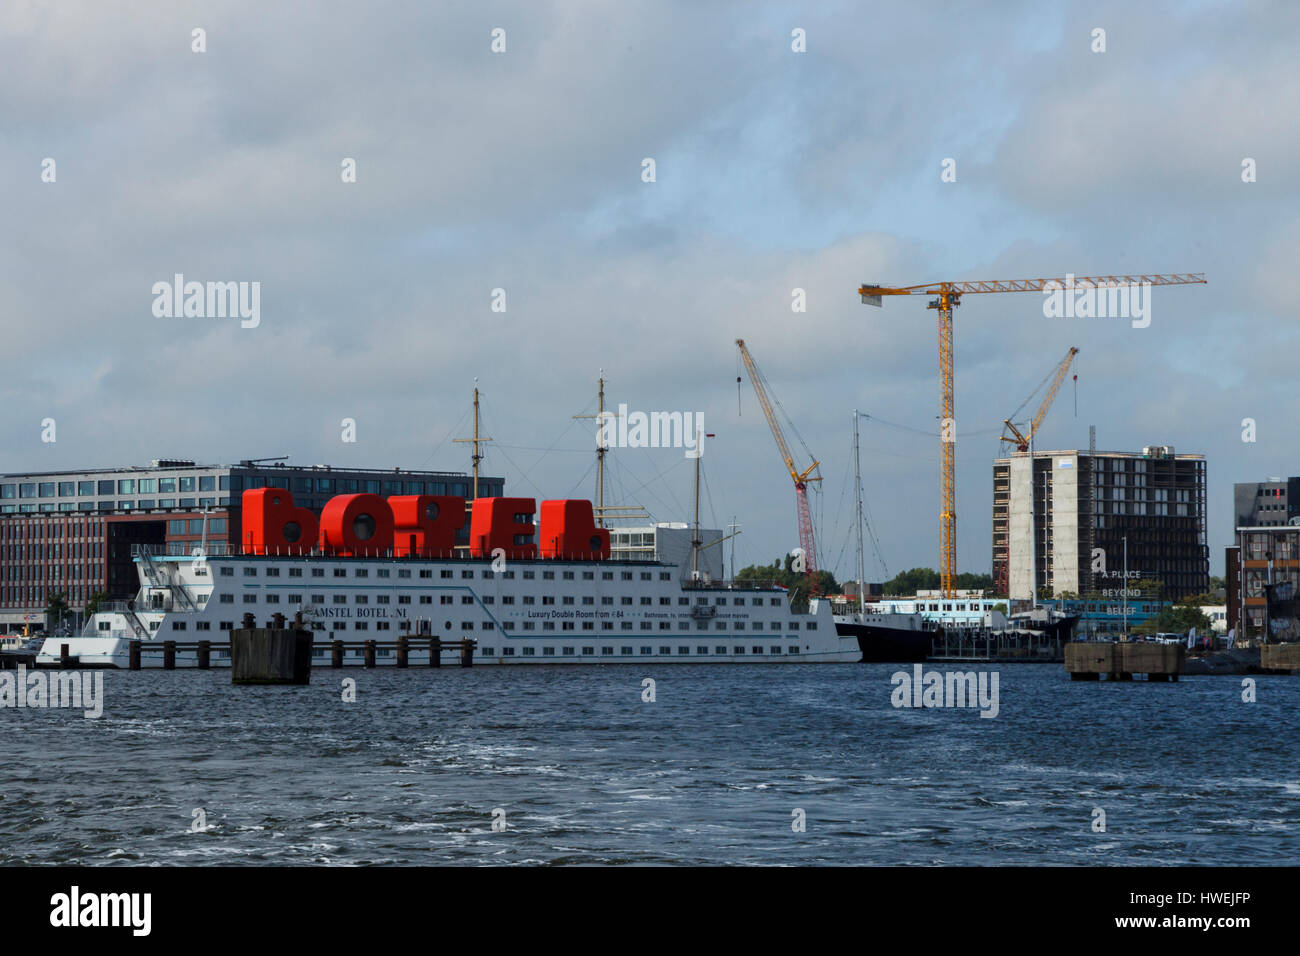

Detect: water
[2,664,1295,865]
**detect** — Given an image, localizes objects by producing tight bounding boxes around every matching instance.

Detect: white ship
[37,545,858,667]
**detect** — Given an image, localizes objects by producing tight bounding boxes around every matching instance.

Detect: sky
[2,0,1296,583]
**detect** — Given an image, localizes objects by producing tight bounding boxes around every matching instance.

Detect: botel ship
[39,488,860,667]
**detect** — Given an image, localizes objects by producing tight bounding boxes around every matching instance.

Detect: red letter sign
[468,497,537,559]
[538,499,610,559]
[243,488,319,556]
[389,495,465,557]
[319,493,395,556]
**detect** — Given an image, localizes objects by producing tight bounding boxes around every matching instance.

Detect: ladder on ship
[138,548,198,612]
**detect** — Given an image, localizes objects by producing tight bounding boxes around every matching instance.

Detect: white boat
[39,543,860,667]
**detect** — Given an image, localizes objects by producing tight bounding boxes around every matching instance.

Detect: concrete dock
[1065,641,1184,681]
[1261,643,1300,674]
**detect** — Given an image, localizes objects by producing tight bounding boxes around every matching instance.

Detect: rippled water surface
[2,664,1295,864]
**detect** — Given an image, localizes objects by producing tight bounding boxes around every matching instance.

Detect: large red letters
[389,495,465,557]
[319,494,395,556]
[240,490,601,562]
[468,497,537,559]
[243,487,320,555]
[538,499,610,559]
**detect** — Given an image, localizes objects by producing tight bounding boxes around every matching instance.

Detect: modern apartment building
[1233,477,1300,528]
[992,444,1208,602]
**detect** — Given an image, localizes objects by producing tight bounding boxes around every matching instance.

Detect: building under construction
[992,445,1208,602]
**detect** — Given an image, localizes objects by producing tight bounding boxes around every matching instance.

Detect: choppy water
[1,664,1295,865]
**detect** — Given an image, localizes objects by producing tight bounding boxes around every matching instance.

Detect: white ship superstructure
[42,547,857,666]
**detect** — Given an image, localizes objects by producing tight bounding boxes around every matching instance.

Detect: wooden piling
[364,640,376,668]
[331,640,344,668]
[197,640,211,669]
[396,635,409,668]
[129,640,141,670]
[429,636,441,667]
[163,640,176,670]
[230,624,312,685]
[460,638,476,668]
[59,643,73,668]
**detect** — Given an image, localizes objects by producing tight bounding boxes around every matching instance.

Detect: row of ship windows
[216,591,785,609]
[1,499,221,513]
[168,619,812,633]
[309,646,805,658]
[225,566,678,583]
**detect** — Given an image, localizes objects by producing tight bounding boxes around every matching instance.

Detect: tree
[44,591,71,632]
[734,559,839,612]
[954,572,994,592]
[881,567,995,597]
[1134,604,1210,636]
[84,591,109,617]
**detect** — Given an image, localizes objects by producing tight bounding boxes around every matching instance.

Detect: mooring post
[129,640,141,670]
[429,636,442,668]
[331,640,344,668]
[364,639,376,668]
[460,638,475,668]
[60,643,72,668]
[163,640,176,669]
[396,635,408,668]
[197,639,211,669]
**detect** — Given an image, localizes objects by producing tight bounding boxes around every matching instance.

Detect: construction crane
[857,273,1206,597]
[1001,347,1079,453]
[735,339,821,592]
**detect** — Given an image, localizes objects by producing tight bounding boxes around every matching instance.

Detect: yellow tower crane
[858,273,1206,597]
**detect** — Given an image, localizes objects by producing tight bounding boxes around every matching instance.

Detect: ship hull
[833,619,932,663]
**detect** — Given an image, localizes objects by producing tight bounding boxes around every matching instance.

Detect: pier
[1064,641,1184,681]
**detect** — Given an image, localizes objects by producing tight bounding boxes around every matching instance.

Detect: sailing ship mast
[854,410,866,616]
[453,381,493,498]
[572,373,608,528]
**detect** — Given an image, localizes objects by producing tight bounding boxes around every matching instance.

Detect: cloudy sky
[2,1,1295,581]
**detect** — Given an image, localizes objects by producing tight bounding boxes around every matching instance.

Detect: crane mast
[735,339,821,591]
